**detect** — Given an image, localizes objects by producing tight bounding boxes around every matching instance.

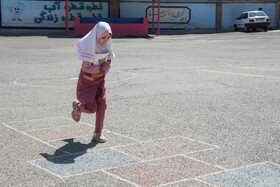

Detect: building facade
[1,0,279,30]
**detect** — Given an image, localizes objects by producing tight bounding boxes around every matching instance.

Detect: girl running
[72,22,115,143]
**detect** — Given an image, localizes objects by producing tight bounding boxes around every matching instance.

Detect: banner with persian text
[146,7,190,23]
[1,0,109,27]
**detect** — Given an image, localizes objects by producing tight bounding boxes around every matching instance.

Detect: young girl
[72,21,115,143]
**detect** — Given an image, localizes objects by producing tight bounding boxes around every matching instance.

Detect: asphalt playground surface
[1,28,280,186]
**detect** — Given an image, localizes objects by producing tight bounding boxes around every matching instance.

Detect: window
[249,12,266,17]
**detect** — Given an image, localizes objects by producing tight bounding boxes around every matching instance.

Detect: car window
[249,12,266,17]
[240,13,248,19]
[250,13,256,17]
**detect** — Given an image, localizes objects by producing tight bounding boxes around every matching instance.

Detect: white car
[234,11,270,32]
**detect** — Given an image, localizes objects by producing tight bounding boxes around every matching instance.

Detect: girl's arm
[82,61,104,79]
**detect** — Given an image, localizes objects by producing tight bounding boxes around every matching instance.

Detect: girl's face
[99,33,111,46]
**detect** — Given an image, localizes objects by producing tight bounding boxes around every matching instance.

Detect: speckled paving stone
[31,149,140,177]
[6,117,76,131]
[48,132,138,153]
[26,124,94,141]
[107,156,222,187]
[200,163,280,187]
[114,136,215,160]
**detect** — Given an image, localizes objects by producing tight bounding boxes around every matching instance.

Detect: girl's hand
[91,72,104,79]
[103,61,111,72]
[98,58,106,65]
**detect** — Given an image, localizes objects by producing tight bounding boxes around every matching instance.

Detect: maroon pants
[76,70,106,133]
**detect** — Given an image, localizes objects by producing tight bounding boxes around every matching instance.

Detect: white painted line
[111,135,185,149]
[156,178,218,187]
[184,147,217,155]
[24,123,90,133]
[236,67,280,71]
[1,123,69,154]
[193,178,219,187]
[155,178,193,187]
[110,147,143,161]
[61,168,141,186]
[61,116,141,142]
[4,116,66,125]
[46,134,93,143]
[182,155,226,170]
[27,160,64,179]
[195,161,271,179]
[104,129,141,142]
[143,68,192,73]
[13,80,26,86]
[101,170,142,187]
[177,135,220,149]
[108,71,138,83]
[4,116,95,142]
[69,71,138,83]
[14,71,137,88]
[12,79,72,88]
[197,70,280,79]
[60,169,100,178]
[28,149,88,163]
[59,149,143,179]
[112,135,219,157]
[268,161,280,167]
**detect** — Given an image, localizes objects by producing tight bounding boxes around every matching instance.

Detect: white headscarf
[74,21,115,63]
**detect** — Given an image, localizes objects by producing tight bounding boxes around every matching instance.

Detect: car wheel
[264,27,268,32]
[234,25,238,31]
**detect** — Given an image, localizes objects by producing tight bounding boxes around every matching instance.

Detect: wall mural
[1,0,109,27]
[146,7,191,23]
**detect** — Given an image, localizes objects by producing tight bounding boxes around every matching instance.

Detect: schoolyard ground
[1,28,280,186]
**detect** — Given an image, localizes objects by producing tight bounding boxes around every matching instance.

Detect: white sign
[1,0,109,27]
[146,7,190,23]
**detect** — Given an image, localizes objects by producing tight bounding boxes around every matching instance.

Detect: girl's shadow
[40,138,98,164]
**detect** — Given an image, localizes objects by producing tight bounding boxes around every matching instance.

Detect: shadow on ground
[40,138,98,164]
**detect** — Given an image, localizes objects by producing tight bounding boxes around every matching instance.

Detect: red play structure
[74,17,148,36]
[65,0,160,35]
[152,0,160,35]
